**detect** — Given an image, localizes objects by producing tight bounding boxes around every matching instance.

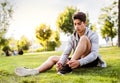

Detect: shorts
[68,57,99,68]
[81,57,99,67]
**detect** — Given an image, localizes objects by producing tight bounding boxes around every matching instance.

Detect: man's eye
[78,23,81,25]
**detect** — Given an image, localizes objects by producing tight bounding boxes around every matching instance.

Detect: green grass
[0,47,120,83]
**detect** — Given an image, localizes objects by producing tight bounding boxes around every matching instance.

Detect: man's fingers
[67,60,80,69]
[67,60,74,65]
[67,61,74,67]
[56,63,61,67]
[56,62,62,71]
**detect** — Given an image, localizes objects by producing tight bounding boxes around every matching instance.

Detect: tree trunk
[118,0,120,47]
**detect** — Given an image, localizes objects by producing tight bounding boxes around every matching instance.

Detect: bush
[47,41,57,51]
[2,46,10,52]
[2,46,11,56]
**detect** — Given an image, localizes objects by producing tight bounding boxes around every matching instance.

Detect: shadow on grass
[38,64,120,80]
[72,65,120,79]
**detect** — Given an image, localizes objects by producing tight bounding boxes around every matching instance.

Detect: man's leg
[15,56,60,76]
[71,35,91,60]
[37,56,60,72]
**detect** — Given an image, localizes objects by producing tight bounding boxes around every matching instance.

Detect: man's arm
[59,37,73,65]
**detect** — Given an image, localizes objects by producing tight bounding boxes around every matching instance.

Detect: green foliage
[0,0,13,48]
[0,38,8,49]
[47,41,57,51]
[56,6,79,35]
[35,24,52,47]
[46,31,61,51]
[101,16,117,40]
[99,0,118,26]
[17,36,31,50]
[2,45,11,56]
[99,0,118,44]
[52,31,61,47]
[35,24,61,51]
[90,24,97,32]
[36,24,52,41]
[2,45,10,52]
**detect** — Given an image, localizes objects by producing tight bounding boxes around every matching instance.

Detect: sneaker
[15,67,39,76]
[101,61,107,68]
[58,64,72,74]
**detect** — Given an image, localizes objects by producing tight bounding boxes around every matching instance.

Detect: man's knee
[48,56,59,63]
[80,35,89,41]
[79,35,91,51]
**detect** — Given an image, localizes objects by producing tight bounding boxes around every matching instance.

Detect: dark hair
[73,12,86,23]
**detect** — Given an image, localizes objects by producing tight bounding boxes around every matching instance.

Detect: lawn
[0,47,120,83]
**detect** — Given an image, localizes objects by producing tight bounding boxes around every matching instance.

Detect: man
[15,12,106,76]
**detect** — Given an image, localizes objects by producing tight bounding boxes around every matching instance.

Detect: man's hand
[67,59,80,69]
[56,61,62,71]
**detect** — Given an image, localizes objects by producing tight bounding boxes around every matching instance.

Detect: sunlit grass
[0,46,120,83]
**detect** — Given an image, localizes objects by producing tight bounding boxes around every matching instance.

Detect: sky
[5,0,113,44]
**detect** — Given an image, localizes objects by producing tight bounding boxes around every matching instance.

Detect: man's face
[73,19,86,33]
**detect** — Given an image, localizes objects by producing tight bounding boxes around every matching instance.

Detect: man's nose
[75,27,79,30]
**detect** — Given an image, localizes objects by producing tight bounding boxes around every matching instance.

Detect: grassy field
[0,46,120,83]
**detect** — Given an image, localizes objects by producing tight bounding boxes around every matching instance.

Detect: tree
[35,24,61,51]
[2,45,11,56]
[0,0,13,49]
[99,0,118,46]
[56,6,79,35]
[89,23,97,32]
[118,0,120,47]
[52,31,61,47]
[35,24,60,51]
[35,24,52,50]
[100,16,117,45]
[17,36,31,50]
[47,31,61,51]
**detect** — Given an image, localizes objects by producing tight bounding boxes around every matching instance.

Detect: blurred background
[0,0,119,56]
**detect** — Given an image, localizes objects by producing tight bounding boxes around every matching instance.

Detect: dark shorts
[81,57,99,67]
[68,57,99,68]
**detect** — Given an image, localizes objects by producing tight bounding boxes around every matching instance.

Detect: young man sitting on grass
[15,12,106,76]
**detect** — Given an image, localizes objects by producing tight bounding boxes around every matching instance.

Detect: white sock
[27,68,39,75]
